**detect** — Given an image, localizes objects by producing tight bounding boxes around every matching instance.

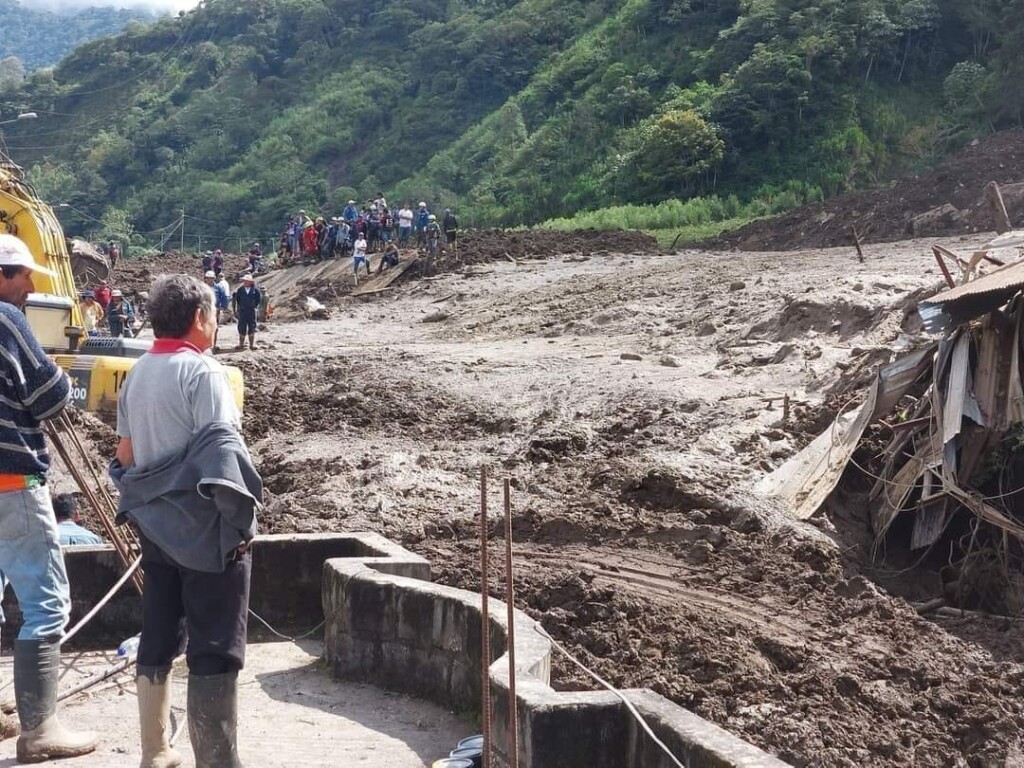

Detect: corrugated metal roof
[925,259,1024,305]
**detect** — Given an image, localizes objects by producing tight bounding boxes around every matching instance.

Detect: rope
[246,608,326,643]
[533,624,687,768]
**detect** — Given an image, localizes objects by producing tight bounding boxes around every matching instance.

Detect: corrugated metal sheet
[926,259,1024,305]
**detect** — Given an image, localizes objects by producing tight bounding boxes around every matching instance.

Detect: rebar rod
[57,657,134,702]
[503,478,519,768]
[60,555,142,647]
[480,465,491,768]
[45,418,143,594]
[59,412,129,536]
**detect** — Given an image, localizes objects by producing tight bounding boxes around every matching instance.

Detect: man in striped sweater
[0,234,97,762]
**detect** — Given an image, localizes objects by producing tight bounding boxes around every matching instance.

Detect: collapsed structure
[760,231,1024,610]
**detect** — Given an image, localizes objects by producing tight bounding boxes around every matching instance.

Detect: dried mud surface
[113,233,1024,766]
[712,129,1024,251]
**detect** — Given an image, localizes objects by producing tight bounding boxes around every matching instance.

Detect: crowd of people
[277,197,459,272]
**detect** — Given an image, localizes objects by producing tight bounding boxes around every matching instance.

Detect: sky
[17,0,198,11]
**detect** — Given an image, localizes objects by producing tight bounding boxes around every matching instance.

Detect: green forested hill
[0,0,1020,245]
[0,0,155,71]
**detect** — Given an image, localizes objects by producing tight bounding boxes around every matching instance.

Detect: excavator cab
[0,155,244,412]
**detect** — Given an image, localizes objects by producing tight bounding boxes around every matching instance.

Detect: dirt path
[124,233,1024,765]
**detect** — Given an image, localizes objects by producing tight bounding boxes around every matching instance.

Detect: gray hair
[148,274,214,339]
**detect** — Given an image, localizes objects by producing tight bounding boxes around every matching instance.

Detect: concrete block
[2,532,428,650]
[322,558,792,768]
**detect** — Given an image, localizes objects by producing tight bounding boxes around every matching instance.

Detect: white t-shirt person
[398,208,413,228]
[354,237,367,259]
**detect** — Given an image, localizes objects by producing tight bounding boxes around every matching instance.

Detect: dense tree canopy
[0,0,154,71]
[0,0,1019,243]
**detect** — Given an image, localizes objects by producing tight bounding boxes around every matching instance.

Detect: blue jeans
[0,487,70,639]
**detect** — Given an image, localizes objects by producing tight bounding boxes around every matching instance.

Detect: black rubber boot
[14,638,97,763]
[187,672,242,768]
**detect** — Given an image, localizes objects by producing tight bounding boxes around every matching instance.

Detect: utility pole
[180,208,185,253]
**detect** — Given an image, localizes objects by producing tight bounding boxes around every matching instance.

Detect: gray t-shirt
[116,349,240,469]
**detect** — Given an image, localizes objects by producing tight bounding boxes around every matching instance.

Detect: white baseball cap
[242,273,255,283]
[204,270,216,278]
[0,234,56,277]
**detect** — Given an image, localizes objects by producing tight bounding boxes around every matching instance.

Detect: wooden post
[932,246,957,288]
[985,181,1012,234]
[851,226,865,263]
[480,466,492,768]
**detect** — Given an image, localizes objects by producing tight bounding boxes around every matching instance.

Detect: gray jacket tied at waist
[109,421,262,573]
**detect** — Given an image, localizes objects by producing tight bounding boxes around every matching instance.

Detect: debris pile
[761,231,1024,611]
[712,130,1024,251]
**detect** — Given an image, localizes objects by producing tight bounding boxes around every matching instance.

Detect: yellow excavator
[0,155,244,411]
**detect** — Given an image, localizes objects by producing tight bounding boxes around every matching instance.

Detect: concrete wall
[323,559,791,768]
[1,532,428,650]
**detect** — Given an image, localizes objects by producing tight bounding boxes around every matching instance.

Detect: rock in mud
[620,352,643,361]
[659,355,681,368]
[527,426,591,463]
[729,280,747,291]
[696,322,716,337]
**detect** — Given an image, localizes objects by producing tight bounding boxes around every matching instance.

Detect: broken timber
[760,227,1024,559]
[351,253,420,296]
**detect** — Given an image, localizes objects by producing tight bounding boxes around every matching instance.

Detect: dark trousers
[237,310,257,336]
[137,534,250,675]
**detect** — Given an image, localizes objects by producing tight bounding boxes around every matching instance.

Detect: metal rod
[60,555,141,647]
[503,478,519,768]
[45,418,143,594]
[57,657,133,702]
[480,465,491,768]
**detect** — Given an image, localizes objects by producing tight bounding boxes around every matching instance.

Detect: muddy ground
[712,129,1024,251]
[100,232,1024,766]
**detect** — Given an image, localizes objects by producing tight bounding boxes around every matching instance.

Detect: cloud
[17,0,198,12]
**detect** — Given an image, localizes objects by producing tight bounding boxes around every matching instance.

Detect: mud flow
[88,232,1024,766]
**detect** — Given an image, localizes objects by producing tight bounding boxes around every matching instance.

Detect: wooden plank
[351,254,419,296]
[986,180,1013,234]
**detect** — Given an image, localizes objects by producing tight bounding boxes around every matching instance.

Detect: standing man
[0,234,98,762]
[353,234,370,283]
[398,203,413,246]
[415,202,430,247]
[425,214,442,264]
[79,290,104,336]
[442,208,459,249]
[232,274,261,351]
[342,200,358,224]
[107,289,135,338]
[215,273,231,320]
[204,271,229,351]
[110,274,260,768]
[93,278,112,311]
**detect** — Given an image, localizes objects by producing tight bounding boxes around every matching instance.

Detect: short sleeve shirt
[116,349,240,468]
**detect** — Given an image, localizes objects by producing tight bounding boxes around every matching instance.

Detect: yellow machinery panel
[52,353,245,414]
[0,155,245,413]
